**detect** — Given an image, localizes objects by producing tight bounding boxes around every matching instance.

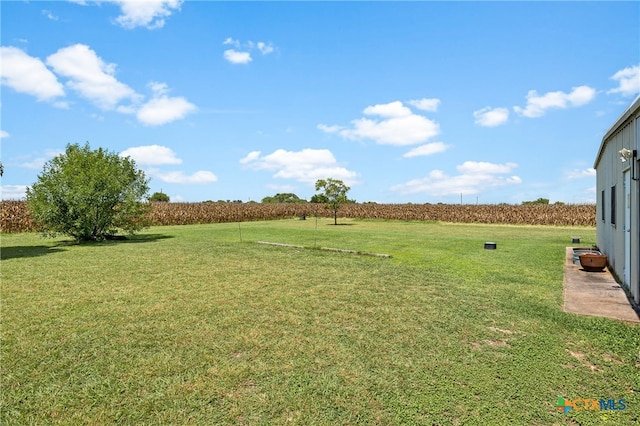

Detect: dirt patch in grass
[567,349,600,372]
[487,326,513,334]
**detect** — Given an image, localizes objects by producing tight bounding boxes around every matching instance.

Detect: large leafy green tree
[522,197,550,205]
[314,178,351,225]
[309,194,329,204]
[26,143,150,241]
[149,191,170,202]
[261,193,305,203]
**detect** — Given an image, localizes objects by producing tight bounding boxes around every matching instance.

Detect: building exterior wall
[594,97,640,304]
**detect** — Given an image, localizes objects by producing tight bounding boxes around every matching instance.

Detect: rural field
[0,201,596,233]
[1,218,638,425]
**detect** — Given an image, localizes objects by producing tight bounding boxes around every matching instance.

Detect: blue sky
[1,1,639,204]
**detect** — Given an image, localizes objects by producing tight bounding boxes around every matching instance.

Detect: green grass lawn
[1,219,638,425]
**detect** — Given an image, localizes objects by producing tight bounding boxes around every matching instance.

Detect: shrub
[26,143,150,241]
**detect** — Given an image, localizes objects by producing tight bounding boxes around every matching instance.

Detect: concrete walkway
[563,247,639,323]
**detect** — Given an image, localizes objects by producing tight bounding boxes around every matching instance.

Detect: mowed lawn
[1,219,638,425]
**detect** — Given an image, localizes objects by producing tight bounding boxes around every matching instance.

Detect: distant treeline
[0,201,596,233]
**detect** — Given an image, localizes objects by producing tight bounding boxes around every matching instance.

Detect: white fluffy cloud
[152,170,218,184]
[120,145,182,165]
[363,101,412,118]
[121,146,217,184]
[514,85,596,118]
[137,94,196,126]
[1,130,9,139]
[42,10,59,21]
[241,148,358,185]
[4,45,195,126]
[46,44,139,110]
[223,49,252,65]
[0,46,65,102]
[408,98,440,112]
[110,0,183,29]
[256,42,274,55]
[317,124,342,133]
[239,151,261,164]
[473,107,509,127]
[20,158,50,170]
[0,185,28,200]
[403,142,449,158]
[457,161,517,175]
[391,161,521,196]
[222,38,275,64]
[19,149,64,170]
[566,168,596,180]
[607,65,640,97]
[319,100,440,146]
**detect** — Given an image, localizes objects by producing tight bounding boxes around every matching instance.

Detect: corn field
[0,201,596,234]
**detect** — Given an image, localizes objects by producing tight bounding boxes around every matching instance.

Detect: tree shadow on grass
[1,234,173,259]
[1,245,67,260]
[80,233,175,246]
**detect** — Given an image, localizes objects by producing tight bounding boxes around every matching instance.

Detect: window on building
[610,185,616,225]
[601,190,605,222]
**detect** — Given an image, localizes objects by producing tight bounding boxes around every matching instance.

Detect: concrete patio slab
[563,247,639,323]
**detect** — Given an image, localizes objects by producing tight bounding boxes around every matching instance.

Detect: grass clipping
[256,241,392,258]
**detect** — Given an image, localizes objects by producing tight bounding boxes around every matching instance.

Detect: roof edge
[594,95,640,169]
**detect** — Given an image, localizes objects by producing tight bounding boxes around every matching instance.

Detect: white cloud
[514,85,596,118]
[110,0,183,29]
[223,38,239,47]
[46,44,139,110]
[457,161,517,175]
[566,86,597,105]
[321,101,440,146]
[42,10,59,21]
[1,130,9,139]
[10,45,194,126]
[566,168,596,180]
[148,81,169,95]
[391,161,521,196]
[20,158,49,170]
[222,39,275,64]
[223,49,252,64]
[408,98,440,112]
[403,142,449,158]
[239,150,261,164]
[19,149,64,170]
[473,106,509,127]
[122,146,216,184]
[343,115,439,146]
[136,94,196,126]
[257,42,274,55]
[152,170,218,184]
[363,101,412,118]
[317,124,343,133]
[607,65,640,97]
[1,185,28,200]
[241,148,358,185]
[120,145,182,165]
[0,46,65,102]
